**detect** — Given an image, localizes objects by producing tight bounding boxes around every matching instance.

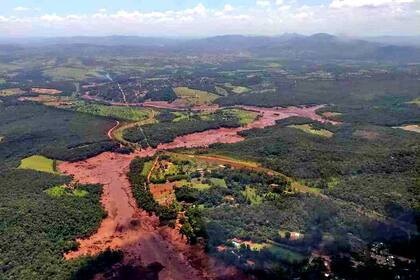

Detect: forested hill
[2,34,420,62]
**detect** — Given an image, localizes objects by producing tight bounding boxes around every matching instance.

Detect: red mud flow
[59,105,332,279]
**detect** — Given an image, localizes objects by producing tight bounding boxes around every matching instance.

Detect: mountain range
[1,33,420,62]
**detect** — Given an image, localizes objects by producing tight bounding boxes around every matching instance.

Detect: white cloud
[223,4,234,12]
[0,16,10,22]
[1,2,420,37]
[40,14,66,22]
[330,0,415,8]
[14,6,29,12]
[184,3,207,16]
[256,1,271,7]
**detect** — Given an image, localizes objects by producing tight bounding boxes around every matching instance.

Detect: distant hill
[1,34,419,62]
[363,36,420,47]
[176,33,420,62]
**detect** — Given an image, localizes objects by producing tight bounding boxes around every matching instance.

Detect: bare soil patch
[397,124,420,134]
[31,87,63,95]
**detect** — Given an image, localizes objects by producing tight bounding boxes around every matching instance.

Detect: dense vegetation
[123,110,242,148]
[0,97,116,169]
[0,96,123,279]
[1,39,419,279]
[0,169,117,279]
[128,157,178,222]
[211,118,419,220]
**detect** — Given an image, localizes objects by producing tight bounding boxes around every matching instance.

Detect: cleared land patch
[74,103,153,121]
[18,155,57,174]
[289,124,334,138]
[221,108,259,126]
[231,86,251,94]
[396,124,420,133]
[0,88,25,96]
[227,239,305,264]
[19,94,154,122]
[45,185,89,198]
[43,67,100,81]
[31,88,63,95]
[174,87,219,106]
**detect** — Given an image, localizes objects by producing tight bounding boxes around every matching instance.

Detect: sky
[0,0,419,37]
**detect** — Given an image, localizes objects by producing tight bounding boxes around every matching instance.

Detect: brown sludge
[59,105,333,279]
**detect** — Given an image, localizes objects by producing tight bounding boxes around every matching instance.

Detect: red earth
[59,105,334,279]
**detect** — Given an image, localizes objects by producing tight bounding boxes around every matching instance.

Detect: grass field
[18,96,145,124]
[45,185,89,198]
[18,155,57,173]
[190,178,211,190]
[150,160,180,182]
[174,87,219,105]
[172,111,191,122]
[223,108,258,125]
[141,160,154,177]
[174,178,211,190]
[289,124,334,138]
[234,240,306,264]
[222,83,252,94]
[43,67,100,81]
[0,88,25,96]
[74,103,153,121]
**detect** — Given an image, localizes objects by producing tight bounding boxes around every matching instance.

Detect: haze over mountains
[1,33,420,62]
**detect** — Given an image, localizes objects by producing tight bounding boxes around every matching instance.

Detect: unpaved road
[59,105,334,279]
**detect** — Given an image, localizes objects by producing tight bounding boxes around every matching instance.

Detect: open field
[45,185,89,198]
[0,88,25,96]
[174,87,219,106]
[288,124,334,138]
[74,103,153,121]
[20,93,155,122]
[223,108,259,125]
[223,83,251,94]
[31,88,63,95]
[18,155,57,173]
[43,67,100,81]
[141,160,154,177]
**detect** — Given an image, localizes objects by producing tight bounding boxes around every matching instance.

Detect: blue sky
[3,1,325,14]
[0,1,419,37]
